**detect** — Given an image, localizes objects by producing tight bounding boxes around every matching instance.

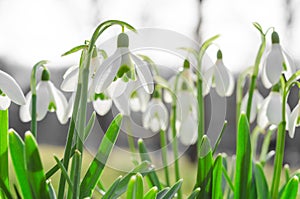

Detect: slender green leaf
[212,121,227,155]
[84,111,96,140]
[156,188,170,199]
[102,176,122,199]
[126,173,144,199]
[259,127,274,166]
[187,188,200,199]
[0,109,9,197]
[47,181,57,199]
[61,44,88,56]
[144,186,158,199]
[212,154,223,199]
[280,176,299,199]
[234,114,252,199]
[195,135,213,198]
[13,184,22,199]
[54,155,73,190]
[254,162,269,199]
[110,161,153,198]
[160,179,183,199]
[25,131,50,199]
[284,164,290,184]
[80,114,123,198]
[138,139,162,190]
[8,130,33,199]
[0,178,13,199]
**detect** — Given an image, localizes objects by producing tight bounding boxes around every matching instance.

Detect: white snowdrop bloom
[288,104,300,138]
[261,31,296,88]
[202,50,234,97]
[20,69,68,124]
[61,49,102,92]
[163,60,195,104]
[143,92,168,132]
[129,87,150,112]
[179,112,198,145]
[241,90,264,123]
[89,33,154,98]
[0,70,26,110]
[257,91,290,129]
[92,92,112,116]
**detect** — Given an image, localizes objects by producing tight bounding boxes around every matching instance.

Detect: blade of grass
[13,185,22,199]
[47,181,57,199]
[187,188,200,199]
[212,121,227,155]
[212,154,223,199]
[234,114,252,199]
[259,127,274,167]
[0,178,13,199]
[138,139,162,190]
[144,186,158,199]
[126,173,144,199]
[8,130,33,199]
[254,162,269,199]
[54,155,73,190]
[83,111,96,140]
[161,179,183,199]
[80,114,123,198]
[280,176,299,199]
[195,135,213,198]
[25,131,50,199]
[0,109,9,197]
[102,176,122,199]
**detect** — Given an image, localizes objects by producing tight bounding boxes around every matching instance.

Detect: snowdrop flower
[261,31,295,88]
[20,69,68,124]
[89,33,154,98]
[129,86,150,112]
[257,91,290,129]
[143,90,168,132]
[163,60,195,103]
[61,48,102,92]
[288,103,300,138]
[92,92,112,116]
[0,70,26,110]
[176,90,198,145]
[202,50,234,97]
[241,90,263,123]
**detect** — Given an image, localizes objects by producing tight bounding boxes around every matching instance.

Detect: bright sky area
[0,0,299,73]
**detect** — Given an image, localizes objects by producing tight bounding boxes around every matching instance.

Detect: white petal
[202,66,214,96]
[0,95,11,110]
[257,95,271,129]
[266,92,283,125]
[214,60,234,97]
[61,67,79,92]
[107,78,128,98]
[63,65,78,79]
[64,93,75,122]
[179,114,198,145]
[282,49,296,80]
[261,61,273,88]
[48,82,68,124]
[19,92,31,122]
[130,97,141,112]
[143,99,168,131]
[92,49,122,94]
[0,70,26,105]
[265,44,284,86]
[163,76,176,103]
[150,117,160,132]
[288,104,299,138]
[93,98,112,116]
[136,87,150,112]
[132,54,154,94]
[35,82,50,121]
[113,81,135,116]
[241,90,263,123]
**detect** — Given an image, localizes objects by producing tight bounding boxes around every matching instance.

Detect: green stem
[271,83,287,199]
[171,74,182,199]
[29,60,47,138]
[125,120,138,165]
[0,109,9,198]
[57,84,82,198]
[246,36,266,120]
[159,129,170,187]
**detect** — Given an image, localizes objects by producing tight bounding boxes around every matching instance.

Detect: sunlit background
[1,0,300,166]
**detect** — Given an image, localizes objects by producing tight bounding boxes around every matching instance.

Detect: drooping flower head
[0,70,26,110]
[89,33,154,99]
[202,50,234,97]
[20,69,68,124]
[288,102,300,138]
[261,31,295,88]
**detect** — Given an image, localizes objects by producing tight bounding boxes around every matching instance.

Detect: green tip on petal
[217,50,222,59]
[153,89,160,98]
[271,31,280,44]
[41,69,50,81]
[117,33,129,48]
[183,59,190,69]
[271,82,281,92]
[92,46,98,58]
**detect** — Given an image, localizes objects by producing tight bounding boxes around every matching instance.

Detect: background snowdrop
[0,70,26,110]
[241,90,263,123]
[20,69,68,124]
[261,31,296,89]
[202,50,234,97]
[288,103,300,138]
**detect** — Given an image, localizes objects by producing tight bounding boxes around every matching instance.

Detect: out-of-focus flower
[257,91,290,129]
[261,31,295,88]
[0,70,26,110]
[202,50,234,97]
[288,103,300,138]
[241,90,264,123]
[89,33,154,98]
[143,90,168,132]
[20,69,68,124]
